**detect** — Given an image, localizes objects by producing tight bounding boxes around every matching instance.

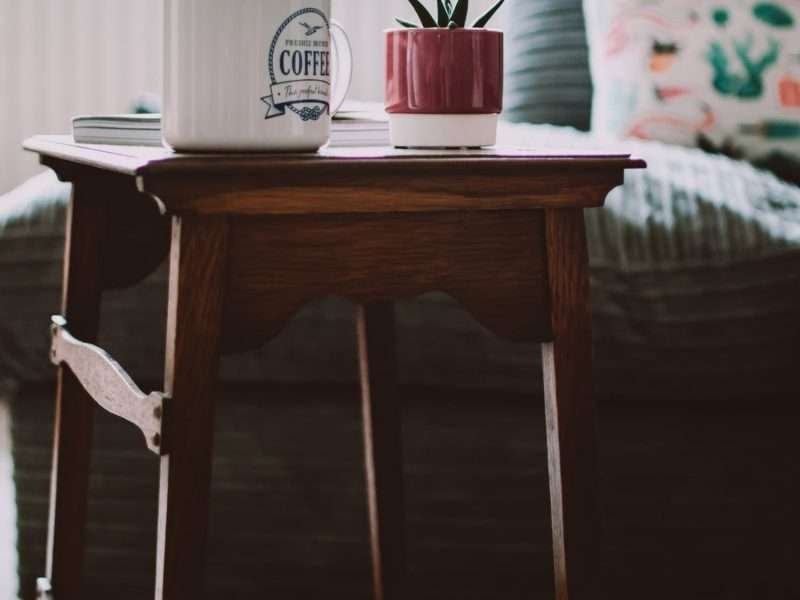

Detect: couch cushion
[503,0,593,130]
[583,0,800,176]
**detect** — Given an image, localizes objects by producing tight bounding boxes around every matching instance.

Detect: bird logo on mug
[261,8,332,122]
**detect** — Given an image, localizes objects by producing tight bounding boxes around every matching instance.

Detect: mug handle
[329,19,353,115]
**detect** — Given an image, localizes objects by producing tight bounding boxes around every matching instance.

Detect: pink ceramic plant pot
[385,28,503,147]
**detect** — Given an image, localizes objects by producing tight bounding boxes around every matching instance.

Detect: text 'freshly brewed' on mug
[163,0,351,152]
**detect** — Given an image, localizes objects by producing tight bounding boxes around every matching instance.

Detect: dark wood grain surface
[26,135,645,216]
[542,209,597,600]
[156,216,228,600]
[224,211,551,353]
[357,303,406,600]
[24,135,643,177]
[97,174,170,290]
[45,180,107,599]
[139,167,626,215]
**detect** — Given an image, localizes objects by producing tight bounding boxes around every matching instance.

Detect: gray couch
[2,1,800,597]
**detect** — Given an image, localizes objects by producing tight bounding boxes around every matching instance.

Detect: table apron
[219,210,554,353]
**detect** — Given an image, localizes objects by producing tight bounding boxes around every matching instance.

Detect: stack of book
[329,100,390,147]
[72,101,390,149]
[71,114,161,146]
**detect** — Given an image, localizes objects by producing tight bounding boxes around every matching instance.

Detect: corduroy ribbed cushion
[502,0,593,130]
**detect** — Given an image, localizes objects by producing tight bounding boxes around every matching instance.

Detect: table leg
[45,182,106,599]
[356,302,406,600]
[155,216,228,600]
[541,209,599,600]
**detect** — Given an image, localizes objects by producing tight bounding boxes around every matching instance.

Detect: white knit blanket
[498,122,800,270]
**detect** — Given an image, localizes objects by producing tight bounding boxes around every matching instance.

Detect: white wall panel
[0,0,505,193]
[0,0,162,193]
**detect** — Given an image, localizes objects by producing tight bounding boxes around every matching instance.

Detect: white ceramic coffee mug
[163,0,352,152]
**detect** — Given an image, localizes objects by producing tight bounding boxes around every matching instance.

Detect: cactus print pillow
[583,1,800,171]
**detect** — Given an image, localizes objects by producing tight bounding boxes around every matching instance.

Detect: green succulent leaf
[753,3,794,27]
[450,0,468,27]
[408,0,438,27]
[472,0,504,27]
[437,0,451,26]
[395,18,419,28]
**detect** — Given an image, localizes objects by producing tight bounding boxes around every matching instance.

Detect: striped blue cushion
[503,0,592,130]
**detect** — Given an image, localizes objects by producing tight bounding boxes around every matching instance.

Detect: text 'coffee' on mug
[163,0,351,152]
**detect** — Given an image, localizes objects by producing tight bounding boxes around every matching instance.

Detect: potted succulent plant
[386,0,505,147]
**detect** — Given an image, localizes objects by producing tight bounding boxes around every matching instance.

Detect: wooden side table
[24,136,644,600]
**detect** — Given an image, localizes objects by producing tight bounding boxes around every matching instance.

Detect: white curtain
[0,0,162,194]
[0,0,505,193]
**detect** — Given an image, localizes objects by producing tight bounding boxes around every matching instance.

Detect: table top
[25,135,645,176]
[23,135,646,215]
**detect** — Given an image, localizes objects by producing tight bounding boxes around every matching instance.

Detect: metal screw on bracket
[152,433,161,448]
[153,406,162,420]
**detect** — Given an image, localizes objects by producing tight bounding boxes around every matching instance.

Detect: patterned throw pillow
[583,0,800,171]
